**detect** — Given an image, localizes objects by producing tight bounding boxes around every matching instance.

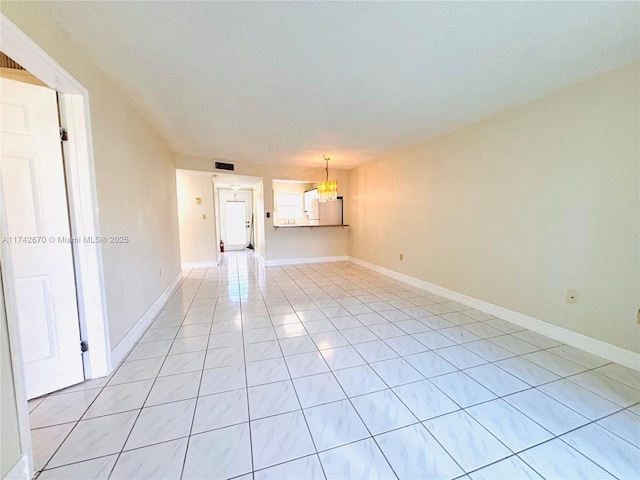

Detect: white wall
[176,173,216,264]
[272,180,315,225]
[175,156,351,263]
[252,180,266,257]
[2,3,182,350]
[349,62,640,354]
[0,286,22,479]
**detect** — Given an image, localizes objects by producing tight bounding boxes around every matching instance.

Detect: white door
[0,78,84,399]
[219,190,252,251]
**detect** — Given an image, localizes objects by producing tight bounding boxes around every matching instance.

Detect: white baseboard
[265,255,349,266]
[349,257,640,371]
[110,271,185,369]
[181,261,218,270]
[4,453,29,480]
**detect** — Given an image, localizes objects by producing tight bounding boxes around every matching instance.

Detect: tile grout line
[237,252,257,477]
[106,270,202,480]
[177,264,222,480]
[282,264,406,480]
[37,273,193,476]
[251,257,328,479]
[30,255,639,479]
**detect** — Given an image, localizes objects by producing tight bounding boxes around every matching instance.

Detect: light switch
[195,197,201,204]
[202,214,206,220]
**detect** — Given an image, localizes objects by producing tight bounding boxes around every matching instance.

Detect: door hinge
[80,340,89,353]
[60,127,69,142]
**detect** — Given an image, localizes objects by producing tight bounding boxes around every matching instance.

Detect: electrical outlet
[399,253,404,261]
[566,290,579,304]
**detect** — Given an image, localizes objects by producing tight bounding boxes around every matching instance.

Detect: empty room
[0,2,638,480]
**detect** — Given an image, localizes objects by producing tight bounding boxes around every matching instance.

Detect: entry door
[219,190,252,251]
[0,78,84,399]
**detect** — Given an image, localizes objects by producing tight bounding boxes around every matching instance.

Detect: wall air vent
[214,161,234,171]
[1,52,25,70]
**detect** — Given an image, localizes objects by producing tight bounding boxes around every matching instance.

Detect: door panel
[0,78,84,399]
[15,276,57,364]
[226,201,247,246]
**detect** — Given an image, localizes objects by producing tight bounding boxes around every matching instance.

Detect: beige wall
[175,155,351,262]
[176,173,216,263]
[2,3,182,349]
[350,62,640,353]
[0,285,22,478]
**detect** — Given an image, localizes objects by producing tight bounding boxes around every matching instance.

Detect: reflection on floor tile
[254,454,324,480]
[29,389,100,428]
[424,410,511,472]
[110,357,164,384]
[503,389,589,435]
[596,409,640,447]
[28,253,640,479]
[31,422,75,471]
[304,399,369,451]
[430,371,497,408]
[126,398,196,449]
[376,423,463,479]
[333,364,387,397]
[319,438,395,479]
[83,379,153,419]
[470,455,543,480]
[48,411,138,468]
[113,438,187,479]
[146,371,201,405]
[351,389,417,434]
[251,411,315,469]
[466,399,553,452]
[248,380,299,419]
[561,423,640,479]
[38,455,117,480]
[537,378,620,420]
[183,423,252,479]
[370,357,424,387]
[518,438,615,479]
[392,379,460,421]
[293,372,346,408]
[568,370,640,407]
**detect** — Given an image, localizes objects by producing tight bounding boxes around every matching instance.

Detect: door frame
[1,13,110,477]
[217,188,253,251]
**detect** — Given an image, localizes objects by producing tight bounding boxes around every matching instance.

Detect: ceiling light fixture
[318,155,338,202]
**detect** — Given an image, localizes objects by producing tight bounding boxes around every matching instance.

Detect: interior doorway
[1,15,110,478]
[212,173,265,260]
[175,170,265,267]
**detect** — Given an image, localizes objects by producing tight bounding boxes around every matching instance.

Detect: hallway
[28,253,639,479]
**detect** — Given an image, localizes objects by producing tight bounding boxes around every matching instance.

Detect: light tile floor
[29,252,640,479]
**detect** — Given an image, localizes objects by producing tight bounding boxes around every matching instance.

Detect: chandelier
[317,155,338,202]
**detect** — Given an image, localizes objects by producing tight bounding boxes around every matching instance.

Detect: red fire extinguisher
[220,240,224,253]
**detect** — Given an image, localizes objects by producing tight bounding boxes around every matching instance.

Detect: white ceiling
[45,2,639,169]
[176,169,262,189]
